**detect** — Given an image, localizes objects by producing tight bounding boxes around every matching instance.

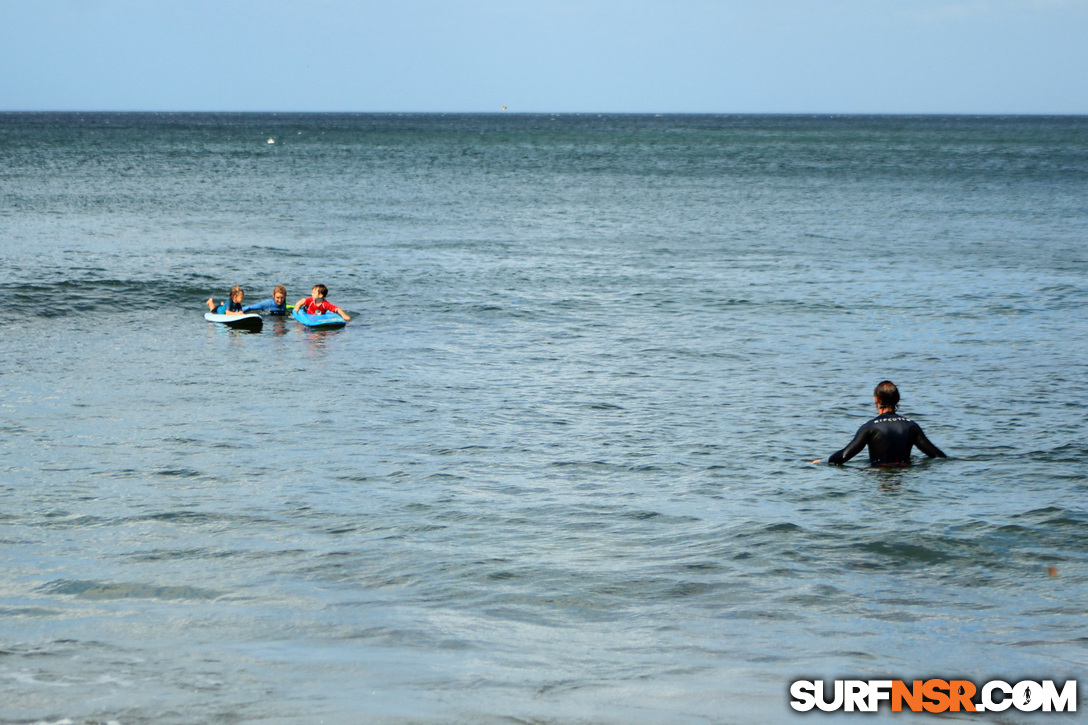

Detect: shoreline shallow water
[1,113,1086,723]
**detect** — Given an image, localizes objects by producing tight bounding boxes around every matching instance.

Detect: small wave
[545,460,661,475]
[1009,506,1087,527]
[126,510,277,528]
[763,522,803,534]
[0,277,221,321]
[857,540,951,565]
[1025,443,1088,464]
[35,514,108,529]
[0,606,63,618]
[139,510,219,524]
[781,583,847,606]
[621,509,701,524]
[152,467,205,479]
[38,579,225,601]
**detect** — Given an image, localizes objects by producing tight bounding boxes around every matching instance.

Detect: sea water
[1,113,1086,723]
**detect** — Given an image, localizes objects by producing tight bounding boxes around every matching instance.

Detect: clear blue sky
[2,0,1086,113]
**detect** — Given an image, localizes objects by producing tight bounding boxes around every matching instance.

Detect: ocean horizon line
[3,109,1087,118]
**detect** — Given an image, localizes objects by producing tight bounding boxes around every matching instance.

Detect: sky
[1,0,1086,114]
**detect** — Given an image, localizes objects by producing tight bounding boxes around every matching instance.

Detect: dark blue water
[1,113,1086,723]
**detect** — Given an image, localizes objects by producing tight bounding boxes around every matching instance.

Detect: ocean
[1,112,1086,723]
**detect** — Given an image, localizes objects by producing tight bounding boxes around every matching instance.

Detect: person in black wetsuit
[814,381,946,466]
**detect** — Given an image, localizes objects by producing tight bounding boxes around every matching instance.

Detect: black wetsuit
[828,412,946,466]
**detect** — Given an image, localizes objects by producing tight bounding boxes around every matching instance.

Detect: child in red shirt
[295,284,351,321]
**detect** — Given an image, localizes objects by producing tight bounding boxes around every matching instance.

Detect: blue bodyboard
[292,307,347,328]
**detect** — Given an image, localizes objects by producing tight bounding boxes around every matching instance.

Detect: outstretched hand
[809,459,822,464]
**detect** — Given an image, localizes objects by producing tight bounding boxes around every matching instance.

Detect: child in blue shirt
[242,285,288,315]
[206,286,246,315]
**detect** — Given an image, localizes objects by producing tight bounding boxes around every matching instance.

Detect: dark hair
[874,380,900,411]
[313,284,329,297]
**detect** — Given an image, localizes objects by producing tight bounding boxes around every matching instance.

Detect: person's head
[229,285,245,303]
[312,284,328,301]
[273,285,287,305]
[873,380,900,412]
